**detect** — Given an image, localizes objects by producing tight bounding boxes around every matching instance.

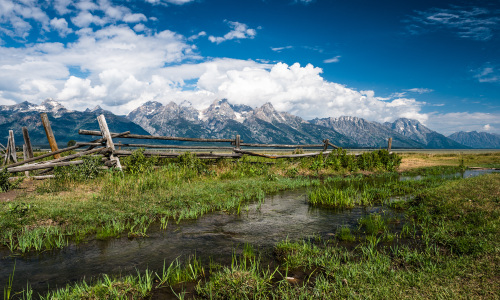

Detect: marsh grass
[13,173,499,299]
[0,159,318,253]
[307,172,456,208]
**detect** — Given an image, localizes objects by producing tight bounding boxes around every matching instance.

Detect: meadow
[1,149,499,299]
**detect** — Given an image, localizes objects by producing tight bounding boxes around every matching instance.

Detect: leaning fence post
[97,114,122,171]
[22,127,34,159]
[2,136,10,166]
[8,130,17,163]
[40,113,61,159]
[387,137,392,153]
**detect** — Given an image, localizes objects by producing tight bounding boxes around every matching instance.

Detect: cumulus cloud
[196,62,427,122]
[208,21,258,44]
[425,112,500,135]
[50,17,73,37]
[0,0,50,38]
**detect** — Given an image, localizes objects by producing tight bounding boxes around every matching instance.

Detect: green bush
[123,149,158,174]
[54,156,103,181]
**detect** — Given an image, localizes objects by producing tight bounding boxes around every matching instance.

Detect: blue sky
[0,0,499,135]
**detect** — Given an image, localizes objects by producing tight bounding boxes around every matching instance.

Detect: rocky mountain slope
[127,99,355,146]
[2,98,476,149]
[384,118,467,149]
[0,99,150,147]
[310,116,424,148]
[448,131,500,149]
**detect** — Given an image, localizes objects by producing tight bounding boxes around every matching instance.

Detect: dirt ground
[0,179,37,202]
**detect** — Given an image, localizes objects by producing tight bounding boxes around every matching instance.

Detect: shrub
[123,149,158,174]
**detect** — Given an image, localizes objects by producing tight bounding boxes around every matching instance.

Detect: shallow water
[0,169,497,296]
[0,189,378,296]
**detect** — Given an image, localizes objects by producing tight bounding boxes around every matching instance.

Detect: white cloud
[405,88,434,94]
[483,124,492,131]
[133,23,147,32]
[425,112,500,135]
[188,31,206,41]
[144,0,195,4]
[50,17,73,37]
[0,0,50,38]
[196,62,427,122]
[208,21,258,44]
[408,6,500,41]
[323,56,341,63]
[271,46,293,52]
[473,64,499,83]
[123,13,147,23]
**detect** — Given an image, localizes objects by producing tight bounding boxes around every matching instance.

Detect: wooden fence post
[8,130,17,163]
[235,135,241,150]
[97,114,122,171]
[40,113,60,159]
[323,139,329,152]
[22,127,34,159]
[2,136,10,166]
[387,137,392,153]
[23,145,30,177]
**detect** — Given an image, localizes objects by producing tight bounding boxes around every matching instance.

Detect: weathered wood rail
[1,113,391,179]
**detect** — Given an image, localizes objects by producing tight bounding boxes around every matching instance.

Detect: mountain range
[1,99,499,149]
[0,99,150,147]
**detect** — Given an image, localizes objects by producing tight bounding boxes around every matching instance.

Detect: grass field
[1,150,499,299]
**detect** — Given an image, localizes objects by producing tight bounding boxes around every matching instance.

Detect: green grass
[11,173,499,299]
[0,149,404,254]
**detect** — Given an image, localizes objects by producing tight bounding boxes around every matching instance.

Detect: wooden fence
[1,114,343,179]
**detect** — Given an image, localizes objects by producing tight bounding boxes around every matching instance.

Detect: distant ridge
[0,99,475,149]
[0,99,150,146]
[448,131,500,149]
[384,118,467,149]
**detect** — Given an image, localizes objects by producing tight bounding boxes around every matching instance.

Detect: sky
[0,0,499,135]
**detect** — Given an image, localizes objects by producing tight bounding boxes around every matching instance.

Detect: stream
[0,169,497,296]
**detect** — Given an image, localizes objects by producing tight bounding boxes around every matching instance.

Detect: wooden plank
[76,142,235,150]
[40,113,60,159]
[239,143,324,148]
[113,149,242,158]
[387,137,392,153]
[233,149,332,159]
[97,115,122,171]
[328,142,340,149]
[83,131,131,150]
[22,127,34,159]
[7,160,84,173]
[78,130,234,143]
[1,145,81,170]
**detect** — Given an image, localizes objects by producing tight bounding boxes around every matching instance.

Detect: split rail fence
[1,114,354,179]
